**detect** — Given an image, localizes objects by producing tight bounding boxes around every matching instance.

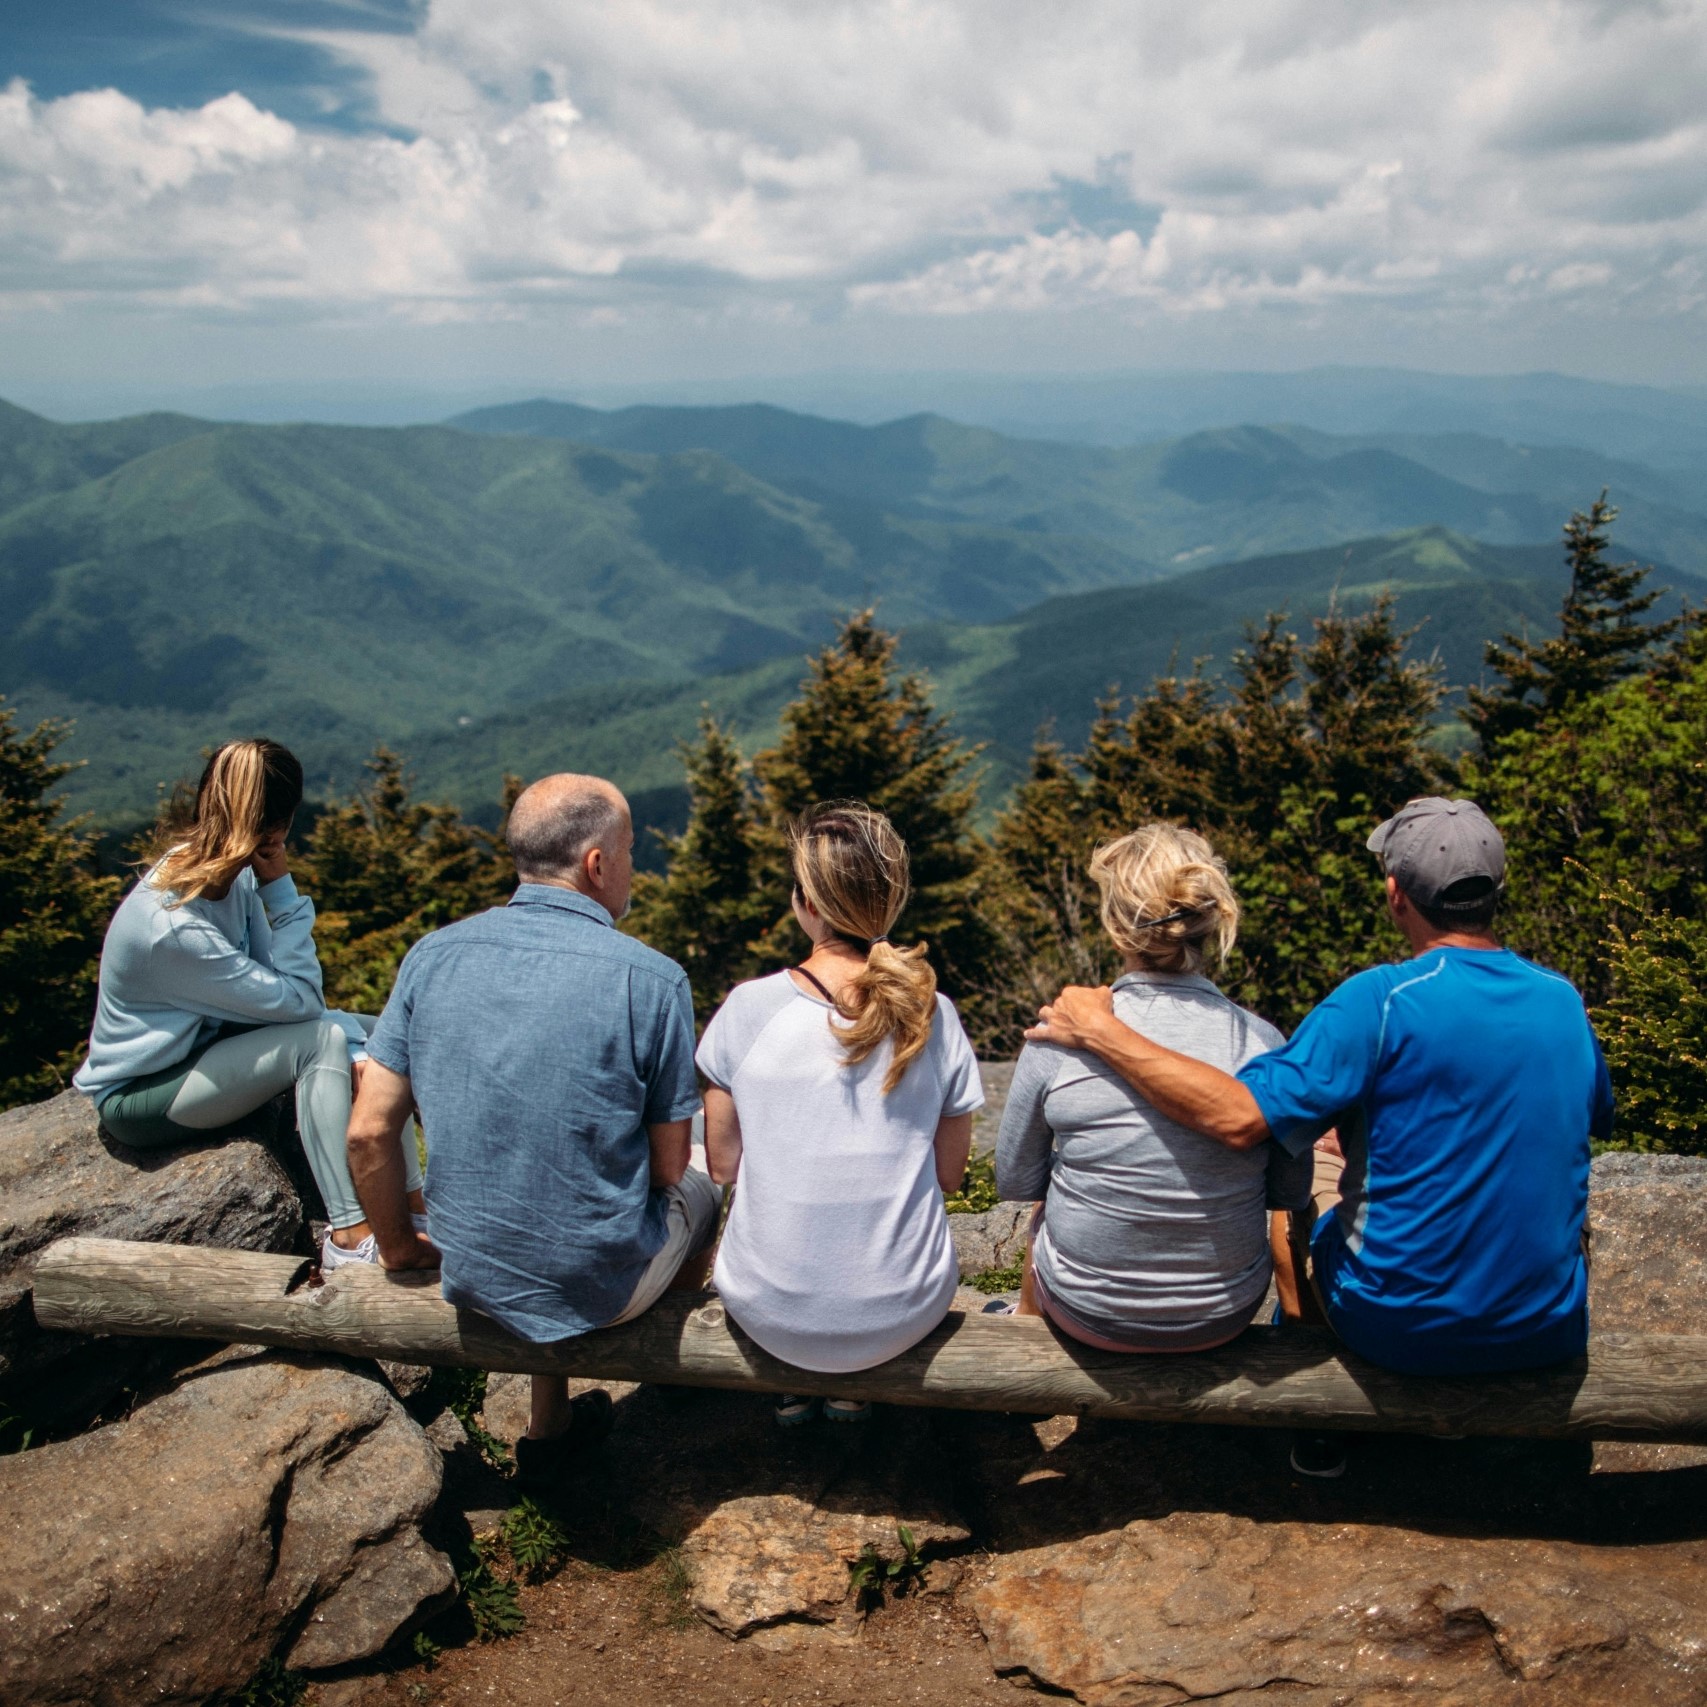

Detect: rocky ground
[2,1082,1705,1705]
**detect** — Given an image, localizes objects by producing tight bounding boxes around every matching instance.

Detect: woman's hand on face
[250,828,290,885]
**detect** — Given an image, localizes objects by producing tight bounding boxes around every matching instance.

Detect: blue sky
[2,0,1704,410]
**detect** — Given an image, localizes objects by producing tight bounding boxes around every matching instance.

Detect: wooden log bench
[30,1235,1707,1443]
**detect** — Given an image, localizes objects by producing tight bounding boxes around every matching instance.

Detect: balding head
[508,774,630,894]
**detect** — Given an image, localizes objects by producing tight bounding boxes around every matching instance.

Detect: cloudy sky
[2,0,1704,408]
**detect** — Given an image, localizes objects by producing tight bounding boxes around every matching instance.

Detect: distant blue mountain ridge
[0,389,1698,832]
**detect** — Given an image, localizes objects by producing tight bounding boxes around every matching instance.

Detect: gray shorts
[604,1147,724,1327]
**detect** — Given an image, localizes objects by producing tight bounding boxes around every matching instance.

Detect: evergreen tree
[972,732,1113,1040]
[975,597,1447,1038]
[1472,616,1707,999]
[629,612,990,1028]
[751,611,986,983]
[625,714,769,1017]
[1595,889,1707,1157]
[1466,493,1677,756]
[302,749,517,1010]
[0,703,120,1107]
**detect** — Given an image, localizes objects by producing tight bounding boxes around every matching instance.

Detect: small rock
[0,1354,453,1704]
[423,1409,471,1454]
[949,1201,1030,1280]
[682,1492,969,1637]
[377,1359,436,1408]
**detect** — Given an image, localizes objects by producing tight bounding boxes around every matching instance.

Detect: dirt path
[324,1555,1002,1707]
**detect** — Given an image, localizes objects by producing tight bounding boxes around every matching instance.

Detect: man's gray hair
[508,775,626,881]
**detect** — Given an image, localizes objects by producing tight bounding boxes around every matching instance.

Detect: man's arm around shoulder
[1026,985,1270,1150]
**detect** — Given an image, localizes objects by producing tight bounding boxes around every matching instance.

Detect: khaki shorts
[604,1146,724,1328]
[1310,1142,1344,1224]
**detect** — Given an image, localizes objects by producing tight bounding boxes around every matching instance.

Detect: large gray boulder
[0,1091,303,1407]
[972,1509,1707,1705]
[1588,1152,1707,1334]
[1587,1152,1707,1471]
[0,1351,454,1704]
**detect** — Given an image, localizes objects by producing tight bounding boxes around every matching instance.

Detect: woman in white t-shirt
[697,801,983,1424]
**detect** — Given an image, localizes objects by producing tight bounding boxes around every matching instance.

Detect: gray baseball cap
[1366,797,1506,911]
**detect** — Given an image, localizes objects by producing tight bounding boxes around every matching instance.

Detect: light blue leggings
[138,1015,423,1227]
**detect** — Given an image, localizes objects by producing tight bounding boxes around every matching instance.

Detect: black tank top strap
[791,964,841,1006]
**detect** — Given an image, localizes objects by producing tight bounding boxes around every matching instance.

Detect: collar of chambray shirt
[505,882,614,927]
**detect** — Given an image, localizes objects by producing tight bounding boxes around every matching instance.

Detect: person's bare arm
[1026,985,1270,1150]
[933,1111,975,1194]
[346,1060,439,1269]
[648,1117,693,1188]
[702,1087,742,1186]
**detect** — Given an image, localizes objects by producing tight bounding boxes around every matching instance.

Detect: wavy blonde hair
[790,801,936,1094]
[152,739,303,907]
[1088,822,1240,974]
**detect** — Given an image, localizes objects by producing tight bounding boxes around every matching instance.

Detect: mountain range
[1,390,1699,835]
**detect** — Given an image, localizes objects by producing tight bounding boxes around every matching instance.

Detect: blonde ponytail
[790,802,937,1093]
[152,739,304,906]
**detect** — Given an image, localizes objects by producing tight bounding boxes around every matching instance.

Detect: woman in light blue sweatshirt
[73,739,427,1269]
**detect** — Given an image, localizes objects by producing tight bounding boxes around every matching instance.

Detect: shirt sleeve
[694,992,738,1091]
[934,998,985,1118]
[364,947,416,1080]
[995,1040,1059,1202]
[1236,973,1386,1157]
[644,973,702,1124]
[149,876,326,1027]
[1588,1025,1615,1146]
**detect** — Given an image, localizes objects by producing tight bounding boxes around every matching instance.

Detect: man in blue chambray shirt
[346,773,719,1482]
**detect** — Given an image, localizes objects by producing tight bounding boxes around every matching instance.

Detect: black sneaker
[1289,1431,1348,1479]
[513,1389,614,1486]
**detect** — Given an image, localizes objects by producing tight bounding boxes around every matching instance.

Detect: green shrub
[498,1497,569,1583]
[232,1657,306,1707]
[1595,893,1707,1155]
[460,1540,525,1642]
[848,1523,929,1609]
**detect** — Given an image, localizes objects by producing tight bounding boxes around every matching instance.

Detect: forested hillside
[406,526,1707,823]
[4,393,1704,832]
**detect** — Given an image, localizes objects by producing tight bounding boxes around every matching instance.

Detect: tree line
[4,495,1703,1153]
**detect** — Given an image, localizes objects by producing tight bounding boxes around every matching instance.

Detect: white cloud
[0,0,1703,352]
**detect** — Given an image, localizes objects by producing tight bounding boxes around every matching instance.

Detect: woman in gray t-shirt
[996,823,1310,1351]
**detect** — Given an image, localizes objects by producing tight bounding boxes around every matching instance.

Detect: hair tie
[869,934,890,946]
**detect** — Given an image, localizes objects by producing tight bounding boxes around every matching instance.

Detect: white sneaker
[321,1231,379,1270]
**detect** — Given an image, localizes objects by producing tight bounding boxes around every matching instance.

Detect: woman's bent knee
[308,1016,352,1067]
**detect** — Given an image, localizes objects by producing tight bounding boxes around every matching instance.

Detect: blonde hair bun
[1088,823,1240,973]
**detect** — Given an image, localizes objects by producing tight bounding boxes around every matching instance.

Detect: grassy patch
[652,1545,698,1630]
[945,1150,999,1215]
[968,1259,1025,1295]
